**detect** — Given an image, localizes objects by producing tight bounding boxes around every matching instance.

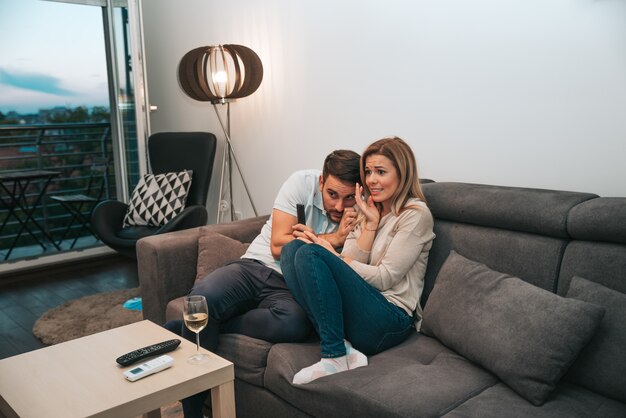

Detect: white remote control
[123,354,173,382]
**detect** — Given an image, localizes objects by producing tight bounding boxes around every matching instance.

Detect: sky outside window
[0,0,109,114]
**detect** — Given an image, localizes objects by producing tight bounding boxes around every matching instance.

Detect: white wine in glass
[183,295,210,364]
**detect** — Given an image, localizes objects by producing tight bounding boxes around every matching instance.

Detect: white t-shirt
[242,169,340,274]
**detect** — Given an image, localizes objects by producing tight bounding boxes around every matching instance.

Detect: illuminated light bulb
[213,70,228,83]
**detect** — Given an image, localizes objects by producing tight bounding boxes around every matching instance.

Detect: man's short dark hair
[322,149,361,184]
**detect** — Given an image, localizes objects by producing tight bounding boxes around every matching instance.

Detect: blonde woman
[281,137,435,384]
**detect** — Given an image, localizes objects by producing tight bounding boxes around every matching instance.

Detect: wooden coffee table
[0,320,235,418]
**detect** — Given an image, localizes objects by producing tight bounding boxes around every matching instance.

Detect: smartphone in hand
[296,204,306,225]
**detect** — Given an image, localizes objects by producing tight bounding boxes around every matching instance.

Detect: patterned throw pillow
[123,170,193,227]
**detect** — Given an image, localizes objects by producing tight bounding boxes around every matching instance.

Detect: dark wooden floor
[0,255,138,360]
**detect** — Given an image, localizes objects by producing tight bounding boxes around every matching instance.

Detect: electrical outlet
[234,211,242,220]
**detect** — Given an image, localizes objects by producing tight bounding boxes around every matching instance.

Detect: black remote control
[296,204,306,224]
[116,339,181,367]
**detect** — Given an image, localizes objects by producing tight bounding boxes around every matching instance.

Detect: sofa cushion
[421,251,605,406]
[564,276,626,403]
[557,241,626,295]
[163,232,250,322]
[165,297,185,323]
[196,231,249,282]
[264,333,499,418]
[215,333,274,387]
[443,382,626,418]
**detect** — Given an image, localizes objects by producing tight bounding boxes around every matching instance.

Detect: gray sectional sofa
[137,181,626,418]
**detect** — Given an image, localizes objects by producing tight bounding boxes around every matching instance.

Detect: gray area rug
[33,287,143,345]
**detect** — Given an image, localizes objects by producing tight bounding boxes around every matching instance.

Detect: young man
[165,149,361,418]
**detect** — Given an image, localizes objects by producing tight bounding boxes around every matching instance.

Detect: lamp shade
[178,44,263,103]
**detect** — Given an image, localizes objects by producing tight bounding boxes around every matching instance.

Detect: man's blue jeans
[280,240,414,358]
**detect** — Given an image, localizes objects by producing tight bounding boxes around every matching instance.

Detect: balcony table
[0,169,61,260]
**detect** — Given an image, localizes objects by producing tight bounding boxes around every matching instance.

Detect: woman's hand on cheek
[355,183,380,226]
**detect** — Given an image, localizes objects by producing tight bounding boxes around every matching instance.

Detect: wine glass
[183,295,210,364]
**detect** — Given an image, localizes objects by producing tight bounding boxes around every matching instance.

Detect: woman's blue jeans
[280,239,414,357]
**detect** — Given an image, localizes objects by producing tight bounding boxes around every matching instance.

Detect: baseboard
[0,246,118,278]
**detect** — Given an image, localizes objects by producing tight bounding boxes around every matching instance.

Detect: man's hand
[299,231,352,264]
[291,223,314,240]
[318,206,357,248]
[336,206,358,238]
[300,231,337,255]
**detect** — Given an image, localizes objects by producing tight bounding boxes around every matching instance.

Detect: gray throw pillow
[565,276,626,403]
[421,251,605,406]
[196,232,249,282]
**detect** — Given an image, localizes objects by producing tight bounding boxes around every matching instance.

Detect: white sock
[344,340,368,370]
[292,356,349,385]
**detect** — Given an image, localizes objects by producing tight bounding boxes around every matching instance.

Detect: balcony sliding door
[0,0,149,267]
[46,0,150,204]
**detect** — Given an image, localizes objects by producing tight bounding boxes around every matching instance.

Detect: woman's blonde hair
[360,136,426,216]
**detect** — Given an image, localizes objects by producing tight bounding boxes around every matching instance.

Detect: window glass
[0,0,142,263]
[0,0,108,117]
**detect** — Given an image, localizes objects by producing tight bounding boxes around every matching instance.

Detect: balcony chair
[51,157,109,249]
[91,132,217,258]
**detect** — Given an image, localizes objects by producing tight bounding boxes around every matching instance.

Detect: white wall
[141,0,626,220]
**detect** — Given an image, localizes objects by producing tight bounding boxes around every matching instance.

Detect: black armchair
[92,132,217,258]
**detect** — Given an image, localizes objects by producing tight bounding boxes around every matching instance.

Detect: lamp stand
[213,101,258,223]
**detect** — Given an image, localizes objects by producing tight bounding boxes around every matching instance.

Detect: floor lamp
[178,44,263,222]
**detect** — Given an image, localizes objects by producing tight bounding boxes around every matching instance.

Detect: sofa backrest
[555,197,626,403]
[420,183,626,402]
[558,197,626,294]
[420,182,598,307]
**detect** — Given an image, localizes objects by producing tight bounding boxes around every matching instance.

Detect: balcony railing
[0,123,118,262]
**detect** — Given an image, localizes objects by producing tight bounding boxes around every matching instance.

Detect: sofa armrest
[137,227,202,325]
